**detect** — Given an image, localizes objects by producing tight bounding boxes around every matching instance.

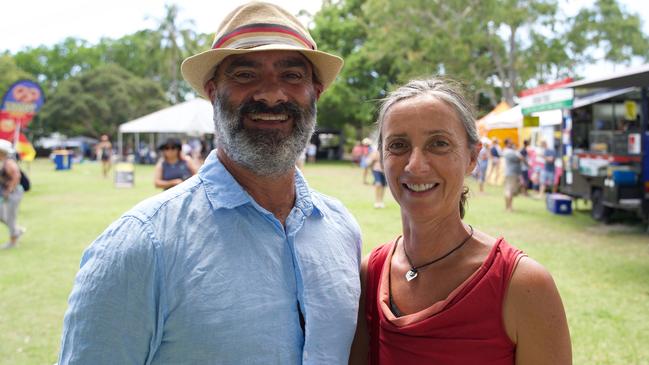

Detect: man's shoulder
[126,176,203,223]
[310,189,349,214]
[310,188,360,227]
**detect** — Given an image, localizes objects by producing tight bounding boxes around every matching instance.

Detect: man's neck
[217,149,296,225]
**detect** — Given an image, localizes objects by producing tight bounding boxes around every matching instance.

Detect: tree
[13,38,102,92]
[311,0,649,121]
[567,0,649,68]
[36,64,168,138]
[0,54,34,96]
[152,4,199,103]
[311,0,394,136]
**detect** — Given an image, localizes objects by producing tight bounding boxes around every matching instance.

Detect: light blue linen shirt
[58,151,362,364]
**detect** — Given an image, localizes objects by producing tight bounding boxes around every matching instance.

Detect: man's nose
[252,78,288,106]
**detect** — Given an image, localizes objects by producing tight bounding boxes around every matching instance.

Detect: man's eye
[231,72,256,83]
[283,72,304,82]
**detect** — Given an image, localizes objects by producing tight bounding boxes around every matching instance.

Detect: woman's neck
[400,213,469,266]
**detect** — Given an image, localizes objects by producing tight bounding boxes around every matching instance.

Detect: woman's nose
[404,148,430,175]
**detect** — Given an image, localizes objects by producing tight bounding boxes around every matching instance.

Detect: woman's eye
[429,139,451,150]
[388,141,407,151]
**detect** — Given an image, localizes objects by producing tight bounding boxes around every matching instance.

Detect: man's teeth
[405,183,436,192]
[249,113,288,121]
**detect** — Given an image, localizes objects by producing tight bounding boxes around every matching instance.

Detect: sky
[2,0,648,75]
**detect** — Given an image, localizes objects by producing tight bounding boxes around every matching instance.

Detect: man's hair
[375,77,478,218]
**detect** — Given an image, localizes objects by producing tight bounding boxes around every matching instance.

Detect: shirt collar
[198,150,324,218]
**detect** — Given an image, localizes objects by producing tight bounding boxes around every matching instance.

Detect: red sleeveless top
[366,237,523,365]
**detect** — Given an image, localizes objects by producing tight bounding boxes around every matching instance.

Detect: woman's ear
[466,142,482,175]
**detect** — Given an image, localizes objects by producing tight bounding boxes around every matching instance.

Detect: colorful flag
[0,80,45,161]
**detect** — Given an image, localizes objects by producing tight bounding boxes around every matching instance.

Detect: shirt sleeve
[58,216,164,365]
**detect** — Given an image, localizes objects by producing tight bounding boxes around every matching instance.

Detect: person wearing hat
[59,2,361,364]
[0,139,25,249]
[153,138,197,190]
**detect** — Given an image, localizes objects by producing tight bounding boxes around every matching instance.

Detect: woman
[95,134,113,178]
[0,140,25,249]
[349,78,571,364]
[154,138,197,190]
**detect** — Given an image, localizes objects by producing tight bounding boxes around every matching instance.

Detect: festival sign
[0,80,45,161]
[519,77,574,116]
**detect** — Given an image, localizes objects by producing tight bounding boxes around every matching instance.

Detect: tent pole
[135,133,140,163]
[118,133,123,162]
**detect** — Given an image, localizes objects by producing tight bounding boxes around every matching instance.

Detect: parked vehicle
[559,66,649,225]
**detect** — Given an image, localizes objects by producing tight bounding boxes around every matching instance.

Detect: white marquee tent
[482,105,523,130]
[117,98,215,157]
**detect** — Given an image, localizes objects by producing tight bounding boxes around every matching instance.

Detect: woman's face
[381,96,478,220]
[162,146,179,160]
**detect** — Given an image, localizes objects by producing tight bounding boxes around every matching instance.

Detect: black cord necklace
[403,225,474,282]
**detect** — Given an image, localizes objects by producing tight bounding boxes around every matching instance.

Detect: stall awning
[572,87,637,109]
[119,98,214,135]
[567,64,649,89]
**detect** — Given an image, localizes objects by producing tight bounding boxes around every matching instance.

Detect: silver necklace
[403,225,474,282]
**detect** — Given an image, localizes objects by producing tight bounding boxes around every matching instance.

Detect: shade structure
[477,101,511,136]
[119,98,214,135]
[482,105,523,130]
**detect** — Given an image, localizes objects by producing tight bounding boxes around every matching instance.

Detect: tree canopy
[2,0,648,139]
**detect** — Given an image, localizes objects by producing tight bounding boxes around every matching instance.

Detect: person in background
[0,140,25,249]
[502,138,523,212]
[476,141,489,193]
[519,139,530,196]
[307,141,317,163]
[538,140,556,197]
[487,137,501,185]
[153,138,198,190]
[58,2,361,364]
[360,138,373,185]
[351,140,364,165]
[95,134,113,178]
[349,77,571,365]
[366,147,386,208]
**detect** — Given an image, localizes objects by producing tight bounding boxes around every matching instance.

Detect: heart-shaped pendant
[405,269,418,282]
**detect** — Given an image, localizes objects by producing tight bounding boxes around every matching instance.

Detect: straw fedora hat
[181,1,344,99]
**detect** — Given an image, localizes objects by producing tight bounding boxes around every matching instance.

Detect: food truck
[558,65,649,223]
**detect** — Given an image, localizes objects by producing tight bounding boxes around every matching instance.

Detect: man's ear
[314,82,324,100]
[205,79,217,101]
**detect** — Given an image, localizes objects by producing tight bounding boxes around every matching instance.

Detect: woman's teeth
[405,183,436,192]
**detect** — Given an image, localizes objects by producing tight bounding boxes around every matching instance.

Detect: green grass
[1,158,648,364]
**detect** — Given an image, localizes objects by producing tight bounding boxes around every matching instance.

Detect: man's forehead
[220,51,312,71]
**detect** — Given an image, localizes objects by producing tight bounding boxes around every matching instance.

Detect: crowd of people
[471,136,559,212]
[0,2,572,364]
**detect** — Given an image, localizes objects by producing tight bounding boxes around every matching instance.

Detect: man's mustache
[238,100,303,120]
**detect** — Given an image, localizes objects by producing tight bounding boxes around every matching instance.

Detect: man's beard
[213,91,316,177]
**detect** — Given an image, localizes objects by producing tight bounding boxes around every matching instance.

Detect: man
[502,138,523,212]
[519,139,530,196]
[538,140,556,196]
[0,139,25,249]
[58,2,362,364]
[487,137,501,184]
